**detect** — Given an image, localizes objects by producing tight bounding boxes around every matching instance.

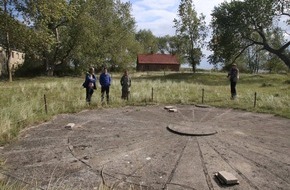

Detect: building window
[11,52,14,58]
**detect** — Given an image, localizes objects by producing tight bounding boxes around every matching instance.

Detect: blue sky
[122,0,226,37]
[122,0,289,69]
[121,0,228,69]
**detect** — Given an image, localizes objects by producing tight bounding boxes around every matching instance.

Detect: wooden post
[151,87,154,102]
[44,94,48,114]
[254,92,257,108]
[202,88,204,104]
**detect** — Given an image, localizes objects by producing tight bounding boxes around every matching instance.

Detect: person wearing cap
[227,63,239,99]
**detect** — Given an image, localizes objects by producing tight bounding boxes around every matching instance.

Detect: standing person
[120,70,131,100]
[99,67,111,103]
[83,67,97,104]
[227,63,239,99]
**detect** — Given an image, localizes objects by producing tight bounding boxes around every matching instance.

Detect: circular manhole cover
[167,122,217,136]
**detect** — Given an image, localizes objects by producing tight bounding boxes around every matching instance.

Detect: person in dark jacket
[227,63,239,99]
[83,67,97,104]
[99,67,111,103]
[120,70,131,100]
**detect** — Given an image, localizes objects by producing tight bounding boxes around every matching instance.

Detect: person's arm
[99,74,103,86]
[120,76,123,86]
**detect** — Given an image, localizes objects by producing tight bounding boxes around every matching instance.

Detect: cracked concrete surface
[0,105,290,189]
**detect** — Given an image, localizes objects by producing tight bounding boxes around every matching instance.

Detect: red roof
[137,54,179,65]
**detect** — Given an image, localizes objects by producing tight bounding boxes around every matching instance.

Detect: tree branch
[231,42,255,64]
[278,41,290,52]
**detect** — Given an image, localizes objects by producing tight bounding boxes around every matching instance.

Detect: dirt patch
[1,105,290,189]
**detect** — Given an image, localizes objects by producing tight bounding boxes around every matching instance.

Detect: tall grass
[0,72,289,145]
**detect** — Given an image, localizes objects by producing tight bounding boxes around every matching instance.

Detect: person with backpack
[83,67,97,104]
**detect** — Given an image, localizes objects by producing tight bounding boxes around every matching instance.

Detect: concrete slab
[0,105,289,190]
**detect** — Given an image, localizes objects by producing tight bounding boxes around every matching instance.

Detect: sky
[121,0,229,69]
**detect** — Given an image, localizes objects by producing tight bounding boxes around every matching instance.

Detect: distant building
[137,54,180,72]
[0,46,25,77]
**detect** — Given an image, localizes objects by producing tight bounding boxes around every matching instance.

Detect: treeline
[0,0,289,80]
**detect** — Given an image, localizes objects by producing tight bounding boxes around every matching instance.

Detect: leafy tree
[264,53,288,73]
[0,0,20,81]
[209,0,290,69]
[156,35,181,55]
[14,0,81,75]
[67,0,138,72]
[135,29,158,54]
[12,0,137,75]
[173,0,207,72]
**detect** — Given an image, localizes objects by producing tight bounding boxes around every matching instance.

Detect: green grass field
[0,72,289,145]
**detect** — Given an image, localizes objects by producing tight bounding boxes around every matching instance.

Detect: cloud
[123,0,227,36]
[121,0,228,69]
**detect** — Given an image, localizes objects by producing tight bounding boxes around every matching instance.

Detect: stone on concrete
[65,123,75,130]
[215,171,239,185]
[164,106,175,110]
[168,108,178,112]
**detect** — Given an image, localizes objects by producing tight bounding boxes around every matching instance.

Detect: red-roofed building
[137,54,180,71]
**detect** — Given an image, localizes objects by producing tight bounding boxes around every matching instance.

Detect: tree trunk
[276,53,290,69]
[263,43,290,69]
[192,63,196,73]
[4,0,12,82]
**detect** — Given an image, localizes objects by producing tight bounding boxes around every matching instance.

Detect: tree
[156,35,181,55]
[173,0,207,72]
[67,0,138,72]
[15,0,83,76]
[209,0,290,69]
[135,29,158,54]
[0,0,20,81]
[13,0,138,75]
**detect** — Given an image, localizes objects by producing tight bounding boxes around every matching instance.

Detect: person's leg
[121,88,127,100]
[121,89,125,99]
[233,82,237,98]
[101,86,105,102]
[230,81,237,99]
[86,88,94,104]
[106,86,110,103]
[86,88,90,103]
[89,89,94,103]
[126,90,130,100]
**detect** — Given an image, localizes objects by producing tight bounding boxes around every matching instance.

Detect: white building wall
[0,46,25,77]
